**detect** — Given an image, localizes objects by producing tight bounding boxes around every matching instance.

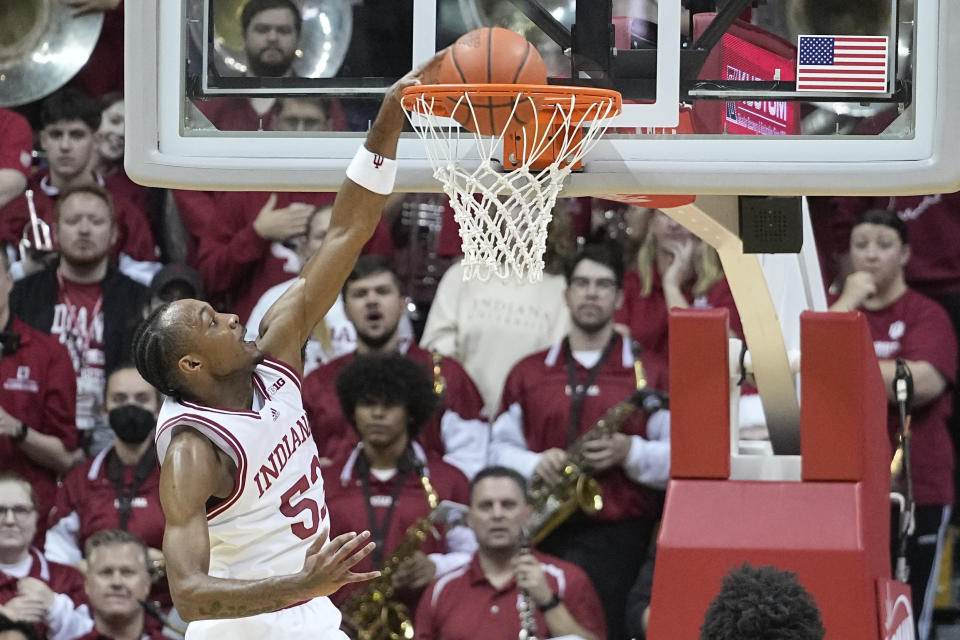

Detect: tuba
[341,474,440,640]
[0,0,104,107]
[193,0,352,79]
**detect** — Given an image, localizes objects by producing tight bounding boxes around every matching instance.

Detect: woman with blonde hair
[615,210,742,367]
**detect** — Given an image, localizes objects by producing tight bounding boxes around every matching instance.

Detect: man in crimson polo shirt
[414,467,605,640]
[829,208,956,640]
[0,474,93,640]
[489,243,671,640]
[0,108,32,210]
[0,89,156,275]
[10,185,150,456]
[74,530,165,640]
[303,256,488,478]
[321,354,473,630]
[0,250,79,547]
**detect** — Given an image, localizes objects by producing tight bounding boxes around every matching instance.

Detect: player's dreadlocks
[132,303,191,402]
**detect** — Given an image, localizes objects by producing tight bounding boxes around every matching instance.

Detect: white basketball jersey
[156,358,333,583]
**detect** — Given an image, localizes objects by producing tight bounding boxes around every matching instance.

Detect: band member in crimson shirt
[489,243,671,640]
[0,250,79,547]
[0,108,32,210]
[303,257,488,478]
[829,208,956,640]
[415,467,605,640]
[75,530,165,640]
[323,353,474,632]
[46,366,168,610]
[10,184,150,456]
[0,473,93,640]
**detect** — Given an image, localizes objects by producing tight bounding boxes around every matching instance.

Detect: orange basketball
[438,27,548,135]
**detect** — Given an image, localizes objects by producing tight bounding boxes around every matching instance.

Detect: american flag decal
[796,35,889,93]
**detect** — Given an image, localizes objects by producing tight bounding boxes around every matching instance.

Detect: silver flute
[517,530,539,640]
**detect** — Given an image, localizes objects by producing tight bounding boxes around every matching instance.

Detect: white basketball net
[403,88,619,282]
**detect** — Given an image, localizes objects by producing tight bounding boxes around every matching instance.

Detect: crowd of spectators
[2,1,960,639]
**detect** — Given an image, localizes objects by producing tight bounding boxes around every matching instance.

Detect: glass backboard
[125,0,960,196]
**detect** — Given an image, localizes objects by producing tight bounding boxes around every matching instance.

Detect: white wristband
[346,145,397,195]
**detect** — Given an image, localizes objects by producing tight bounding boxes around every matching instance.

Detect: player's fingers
[329,531,372,564]
[306,527,330,555]
[337,539,377,570]
[341,570,382,585]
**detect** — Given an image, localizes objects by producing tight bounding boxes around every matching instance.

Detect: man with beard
[10,185,150,455]
[194,0,304,131]
[488,242,671,640]
[45,366,169,610]
[302,256,488,478]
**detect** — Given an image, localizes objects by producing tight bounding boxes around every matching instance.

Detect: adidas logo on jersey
[271,408,280,421]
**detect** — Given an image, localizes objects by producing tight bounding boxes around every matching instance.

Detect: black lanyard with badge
[358,451,418,569]
[562,334,618,447]
[105,444,157,530]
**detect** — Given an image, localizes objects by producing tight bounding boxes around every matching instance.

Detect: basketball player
[130,55,446,639]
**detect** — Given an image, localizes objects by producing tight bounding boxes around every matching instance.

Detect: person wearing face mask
[44,366,168,611]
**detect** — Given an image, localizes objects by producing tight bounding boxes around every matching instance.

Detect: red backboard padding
[649,312,893,639]
[668,309,731,479]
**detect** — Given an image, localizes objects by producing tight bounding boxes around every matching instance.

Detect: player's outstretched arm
[160,429,379,622]
[257,52,447,374]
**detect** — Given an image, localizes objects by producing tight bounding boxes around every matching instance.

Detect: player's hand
[298,528,380,597]
[511,552,552,607]
[581,433,631,472]
[391,551,436,591]
[1,594,47,623]
[384,48,451,113]
[17,578,54,611]
[61,0,121,16]
[533,448,569,488]
[252,193,315,242]
[832,271,877,311]
[660,238,695,290]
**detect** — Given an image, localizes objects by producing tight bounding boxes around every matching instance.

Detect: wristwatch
[11,422,27,444]
[538,592,561,612]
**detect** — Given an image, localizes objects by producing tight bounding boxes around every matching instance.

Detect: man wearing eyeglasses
[0,473,93,639]
[489,242,672,640]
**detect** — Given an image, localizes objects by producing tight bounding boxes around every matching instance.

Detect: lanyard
[105,445,157,531]
[56,268,103,365]
[359,455,415,569]
[562,334,618,447]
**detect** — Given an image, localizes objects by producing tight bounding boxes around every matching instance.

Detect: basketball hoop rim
[401,84,623,119]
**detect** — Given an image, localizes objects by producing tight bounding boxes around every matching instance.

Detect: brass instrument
[19,189,53,263]
[528,353,667,544]
[431,351,446,397]
[341,475,440,640]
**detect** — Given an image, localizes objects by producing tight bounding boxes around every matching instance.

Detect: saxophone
[528,356,667,544]
[341,474,440,640]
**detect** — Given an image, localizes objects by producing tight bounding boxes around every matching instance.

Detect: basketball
[437,27,548,135]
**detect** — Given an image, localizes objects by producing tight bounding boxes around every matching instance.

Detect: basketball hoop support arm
[662,196,802,456]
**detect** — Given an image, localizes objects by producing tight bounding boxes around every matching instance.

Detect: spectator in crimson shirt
[489,242,671,640]
[0,248,79,548]
[414,466,605,640]
[45,366,167,610]
[303,256,488,478]
[0,473,93,640]
[0,108,32,210]
[75,530,165,640]
[323,354,475,623]
[829,208,956,640]
[10,184,151,456]
[614,210,742,370]
[0,89,157,282]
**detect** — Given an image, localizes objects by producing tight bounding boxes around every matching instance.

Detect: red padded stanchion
[648,311,898,640]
